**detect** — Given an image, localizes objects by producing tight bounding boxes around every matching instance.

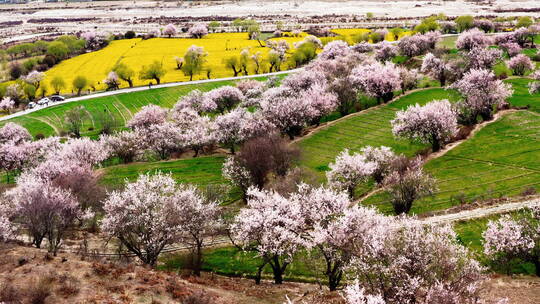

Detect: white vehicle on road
[37,97,50,106]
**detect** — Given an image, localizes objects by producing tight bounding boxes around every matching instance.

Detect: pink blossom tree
[374,42,398,62]
[482,208,540,276]
[351,42,373,53]
[383,156,436,214]
[343,281,385,304]
[162,23,177,38]
[507,54,534,76]
[127,104,168,129]
[311,204,386,291]
[456,28,492,51]
[6,174,82,255]
[300,83,339,125]
[187,23,209,39]
[203,86,244,114]
[500,42,522,57]
[259,87,313,139]
[171,89,207,114]
[0,142,35,182]
[173,108,216,156]
[235,79,264,95]
[350,61,401,103]
[398,67,420,93]
[474,19,495,33]
[346,217,484,303]
[171,184,221,276]
[281,69,326,92]
[361,145,397,183]
[104,71,120,90]
[80,31,97,42]
[230,187,308,284]
[326,149,377,199]
[451,69,513,123]
[0,97,15,113]
[421,53,449,86]
[0,202,14,242]
[22,70,45,89]
[528,70,540,95]
[391,99,458,152]
[397,33,437,57]
[467,47,502,70]
[222,156,254,201]
[101,173,217,267]
[319,40,351,60]
[0,122,31,145]
[53,137,110,167]
[214,107,272,153]
[137,122,184,159]
[100,131,141,163]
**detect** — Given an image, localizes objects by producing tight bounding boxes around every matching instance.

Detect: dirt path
[422,196,540,224]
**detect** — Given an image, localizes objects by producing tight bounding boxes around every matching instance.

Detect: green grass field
[297,88,461,179]
[365,110,540,214]
[506,78,540,113]
[98,155,241,203]
[160,246,325,283]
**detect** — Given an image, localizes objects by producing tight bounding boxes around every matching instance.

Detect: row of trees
[0,147,489,303]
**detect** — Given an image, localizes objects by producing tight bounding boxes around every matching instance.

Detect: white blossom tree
[392,99,458,152]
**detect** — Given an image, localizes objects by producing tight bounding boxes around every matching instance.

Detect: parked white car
[27,102,36,109]
[37,97,50,106]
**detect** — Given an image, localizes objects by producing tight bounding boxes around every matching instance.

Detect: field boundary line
[26,116,61,135]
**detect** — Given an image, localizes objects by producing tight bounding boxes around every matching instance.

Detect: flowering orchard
[0,22,537,303]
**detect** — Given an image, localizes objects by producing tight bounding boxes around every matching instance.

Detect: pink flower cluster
[392,99,458,151]
[456,28,492,51]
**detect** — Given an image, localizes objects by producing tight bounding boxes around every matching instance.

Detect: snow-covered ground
[3,0,540,19]
[1,0,539,41]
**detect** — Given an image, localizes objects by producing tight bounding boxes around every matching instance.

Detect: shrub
[183,291,213,304]
[9,63,22,80]
[26,278,52,304]
[124,30,136,39]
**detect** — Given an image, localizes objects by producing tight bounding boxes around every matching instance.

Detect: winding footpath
[422,197,540,224]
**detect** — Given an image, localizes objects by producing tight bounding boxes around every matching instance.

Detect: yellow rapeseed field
[43,33,304,93]
[38,29,408,93]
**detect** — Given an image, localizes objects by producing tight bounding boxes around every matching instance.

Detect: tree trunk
[193,243,203,276]
[270,256,288,284]
[440,74,446,86]
[432,135,441,152]
[254,262,266,284]
[533,258,540,277]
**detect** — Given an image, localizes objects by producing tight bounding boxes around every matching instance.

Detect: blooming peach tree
[392,99,458,152]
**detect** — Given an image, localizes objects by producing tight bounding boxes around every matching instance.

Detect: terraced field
[0,77,267,138]
[365,110,540,214]
[297,88,461,175]
[99,155,242,202]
